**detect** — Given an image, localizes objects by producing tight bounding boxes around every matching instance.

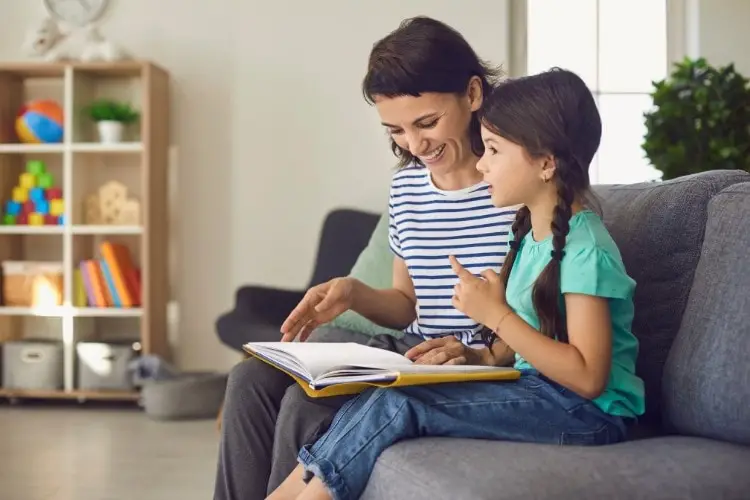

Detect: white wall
[0,1,510,371]
[696,0,750,75]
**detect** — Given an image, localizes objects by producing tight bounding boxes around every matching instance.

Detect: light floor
[0,403,220,500]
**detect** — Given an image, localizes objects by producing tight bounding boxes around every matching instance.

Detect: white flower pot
[97,120,124,143]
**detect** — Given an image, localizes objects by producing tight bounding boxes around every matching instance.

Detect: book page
[245,342,412,379]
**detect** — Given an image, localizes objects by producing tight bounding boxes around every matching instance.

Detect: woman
[268,68,645,500]
[214,16,517,499]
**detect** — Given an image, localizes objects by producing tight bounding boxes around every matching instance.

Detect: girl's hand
[405,336,489,366]
[449,255,507,328]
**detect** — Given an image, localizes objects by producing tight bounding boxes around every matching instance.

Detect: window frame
[506,0,697,184]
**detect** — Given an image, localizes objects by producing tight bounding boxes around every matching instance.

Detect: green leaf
[82,99,140,124]
[642,57,750,180]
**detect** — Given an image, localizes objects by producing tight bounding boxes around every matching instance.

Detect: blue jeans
[297,371,627,500]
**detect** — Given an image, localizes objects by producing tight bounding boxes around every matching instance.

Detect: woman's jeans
[298,371,627,500]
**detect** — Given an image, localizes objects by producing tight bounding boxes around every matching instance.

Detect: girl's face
[373,80,482,176]
[476,125,551,208]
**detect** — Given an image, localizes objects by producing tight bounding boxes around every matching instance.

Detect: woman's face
[373,79,482,175]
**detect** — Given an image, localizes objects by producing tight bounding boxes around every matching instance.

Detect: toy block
[17,213,28,225]
[84,194,102,224]
[50,198,64,217]
[57,215,64,225]
[12,187,28,203]
[118,199,141,225]
[37,172,54,189]
[44,215,58,225]
[47,187,62,200]
[28,213,44,225]
[22,200,35,215]
[3,214,16,225]
[30,187,45,202]
[5,200,21,216]
[26,160,46,175]
[19,172,36,189]
[35,199,50,215]
[99,181,127,224]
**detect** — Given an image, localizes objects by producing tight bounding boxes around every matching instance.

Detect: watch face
[44,0,109,27]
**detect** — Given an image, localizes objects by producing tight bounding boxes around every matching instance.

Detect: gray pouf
[140,371,228,420]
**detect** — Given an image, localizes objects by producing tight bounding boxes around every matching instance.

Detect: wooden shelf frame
[0,61,170,400]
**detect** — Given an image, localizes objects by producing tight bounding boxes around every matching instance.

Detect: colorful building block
[28,213,44,225]
[50,198,64,217]
[5,200,20,216]
[35,199,50,215]
[12,187,28,203]
[26,160,46,176]
[44,215,58,225]
[46,187,62,200]
[30,187,45,203]
[17,213,28,224]
[22,200,34,215]
[3,214,16,225]
[37,172,54,189]
[19,172,36,189]
[57,215,64,225]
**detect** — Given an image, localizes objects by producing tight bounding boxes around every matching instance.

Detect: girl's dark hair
[362,16,503,169]
[479,68,602,347]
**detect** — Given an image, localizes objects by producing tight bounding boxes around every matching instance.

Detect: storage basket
[1,261,63,307]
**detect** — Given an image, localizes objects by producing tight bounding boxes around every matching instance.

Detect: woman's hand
[280,277,356,342]
[449,255,508,328]
[405,336,489,366]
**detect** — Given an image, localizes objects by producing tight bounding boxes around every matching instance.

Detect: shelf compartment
[0,388,140,401]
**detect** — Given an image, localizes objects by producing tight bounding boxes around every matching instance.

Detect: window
[525,0,668,184]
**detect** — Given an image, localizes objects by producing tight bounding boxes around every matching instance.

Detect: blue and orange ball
[15,100,64,144]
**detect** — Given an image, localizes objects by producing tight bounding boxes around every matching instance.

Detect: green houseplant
[642,57,750,180]
[84,99,140,144]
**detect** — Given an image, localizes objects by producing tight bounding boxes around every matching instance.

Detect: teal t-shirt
[506,210,645,418]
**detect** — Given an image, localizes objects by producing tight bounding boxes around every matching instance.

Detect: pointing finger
[449,255,474,281]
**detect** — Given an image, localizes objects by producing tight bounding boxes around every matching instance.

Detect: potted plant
[642,57,750,180]
[84,99,140,143]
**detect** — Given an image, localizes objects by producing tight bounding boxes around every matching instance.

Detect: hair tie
[508,240,521,251]
[550,249,565,261]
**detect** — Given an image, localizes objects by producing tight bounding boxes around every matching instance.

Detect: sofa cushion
[327,213,404,338]
[662,182,750,445]
[591,170,750,426]
[362,436,750,500]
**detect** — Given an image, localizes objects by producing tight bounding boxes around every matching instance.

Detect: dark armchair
[216,208,381,352]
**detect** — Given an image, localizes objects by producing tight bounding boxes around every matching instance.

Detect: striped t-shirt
[389,165,518,347]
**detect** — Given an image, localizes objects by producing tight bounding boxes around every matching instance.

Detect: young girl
[267,68,646,500]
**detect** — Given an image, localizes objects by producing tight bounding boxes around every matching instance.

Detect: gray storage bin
[2,339,63,390]
[76,341,137,391]
[141,371,227,420]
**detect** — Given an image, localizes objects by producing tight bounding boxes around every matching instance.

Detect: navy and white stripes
[389,166,517,347]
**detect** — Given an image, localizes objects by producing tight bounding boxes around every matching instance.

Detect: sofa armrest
[216,286,306,351]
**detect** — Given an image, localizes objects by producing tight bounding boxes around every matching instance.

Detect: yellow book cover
[243,342,520,398]
[73,269,87,307]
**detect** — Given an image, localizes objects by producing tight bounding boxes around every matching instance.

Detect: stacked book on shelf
[76,241,141,308]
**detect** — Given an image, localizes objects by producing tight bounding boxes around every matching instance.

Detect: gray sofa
[361,170,750,500]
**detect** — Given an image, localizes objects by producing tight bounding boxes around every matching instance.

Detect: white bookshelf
[0,61,170,401]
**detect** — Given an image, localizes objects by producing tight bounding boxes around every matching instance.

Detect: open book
[243,341,520,398]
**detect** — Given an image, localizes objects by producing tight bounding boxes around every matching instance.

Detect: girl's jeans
[298,371,627,500]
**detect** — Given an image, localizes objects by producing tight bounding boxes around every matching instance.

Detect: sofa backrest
[592,170,750,428]
[661,182,750,445]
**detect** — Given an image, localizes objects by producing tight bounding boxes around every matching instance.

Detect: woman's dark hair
[362,16,502,169]
[478,68,602,346]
